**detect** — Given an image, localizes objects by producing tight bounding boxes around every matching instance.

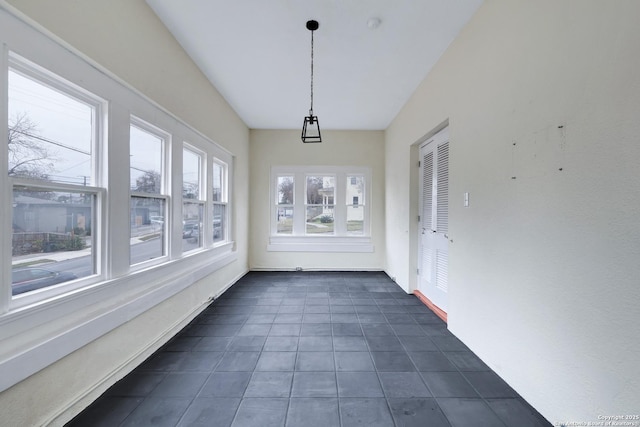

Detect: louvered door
[418,127,449,313]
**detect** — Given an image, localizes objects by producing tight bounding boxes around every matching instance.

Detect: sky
[9,67,209,197]
[8,69,93,185]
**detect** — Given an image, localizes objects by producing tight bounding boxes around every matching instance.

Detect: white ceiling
[146,0,483,130]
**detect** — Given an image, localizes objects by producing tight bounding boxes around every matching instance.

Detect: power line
[12,129,91,155]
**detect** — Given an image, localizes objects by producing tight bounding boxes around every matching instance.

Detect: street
[20,236,201,280]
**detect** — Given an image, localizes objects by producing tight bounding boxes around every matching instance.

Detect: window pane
[306,175,334,234]
[130,125,163,194]
[130,196,165,264]
[346,175,364,205]
[347,206,364,235]
[213,203,225,243]
[277,176,294,204]
[276,206,293,234]
[213,162,223,202]
[8,70,94,184]
[12,187,94,296]
[306,175,334,204]
[183,148,200,199]
[306,206,334,234]
[182,202,203,252]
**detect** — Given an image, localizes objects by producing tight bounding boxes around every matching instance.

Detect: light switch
[464,192,469,207]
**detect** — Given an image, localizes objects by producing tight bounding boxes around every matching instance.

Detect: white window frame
[129,116,171,269]
[268,166,373,253]
[211,157,230,245]
[181,143,206,254]
[6,53,107,310]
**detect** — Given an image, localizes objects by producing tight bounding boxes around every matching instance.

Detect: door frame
[409,120,449,322]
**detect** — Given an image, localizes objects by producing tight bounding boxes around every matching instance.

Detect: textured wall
[385,0,640,422]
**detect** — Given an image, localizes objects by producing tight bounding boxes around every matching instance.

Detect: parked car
[182,221,199,238]
[150,215,164,225]
[11,267,77,295]
[213,215,222,239]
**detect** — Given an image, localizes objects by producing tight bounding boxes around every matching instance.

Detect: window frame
[305,173,337,235]
[6,52,107,309]
[211,157,229,245]
[275,174,295,235]
[269,166,373,253]
[129,116,171,269]
[181,143,206,254]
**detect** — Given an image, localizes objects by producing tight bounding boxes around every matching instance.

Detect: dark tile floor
[66,271,551,427]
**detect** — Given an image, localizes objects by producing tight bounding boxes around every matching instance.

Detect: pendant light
[301,20,321,143]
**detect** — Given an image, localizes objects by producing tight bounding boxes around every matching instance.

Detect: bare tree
[8,112,55,179]
[183,182,199,199]
[306,176,324,204]
[135,170,161,193]
[278,177,294,204]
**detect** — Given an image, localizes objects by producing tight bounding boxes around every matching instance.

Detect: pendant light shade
[302,114,321,143]
[302,20,322,143]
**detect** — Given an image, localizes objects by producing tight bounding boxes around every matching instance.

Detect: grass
[276,219,363,234]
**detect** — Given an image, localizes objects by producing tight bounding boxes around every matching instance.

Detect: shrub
[319,215,334,223]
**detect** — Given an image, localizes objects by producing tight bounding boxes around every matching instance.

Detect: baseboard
[413,289,448,323]
[47,269,248,427]
[248,268,385,272]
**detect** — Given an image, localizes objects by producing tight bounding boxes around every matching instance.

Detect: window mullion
[294,172,306,235]
[106,103,131,278]
[334,173,346,235]
[169,135,183,258]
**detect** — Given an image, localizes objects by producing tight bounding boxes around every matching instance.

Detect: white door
[418,127,449,313]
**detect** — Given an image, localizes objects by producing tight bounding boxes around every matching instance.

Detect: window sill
[268,235,374,253]
[0,243,236,393]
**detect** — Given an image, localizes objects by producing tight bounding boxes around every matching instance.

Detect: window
[346,175,365,235]
[269,166,372,252]
[306,175,335,234]
[275,175,294,234]
[129,119,169,265]
[182,146,204,252]
[8,54,103,299]
[212,159,227,243]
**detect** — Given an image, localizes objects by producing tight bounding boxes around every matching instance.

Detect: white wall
[386,0,640,422]
[0,1,249,425]
[250,129,385,270]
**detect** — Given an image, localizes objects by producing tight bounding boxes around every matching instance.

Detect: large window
[306,175,335,234]
[212,159,228,244]
[270,166,371,251]
[182,146,204,252]
[8,54,103,299]
[129,119,169,266]
[276,175,294,234]
[346,174,365,235]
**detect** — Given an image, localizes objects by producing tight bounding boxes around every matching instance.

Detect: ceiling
[146,0,483,130]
